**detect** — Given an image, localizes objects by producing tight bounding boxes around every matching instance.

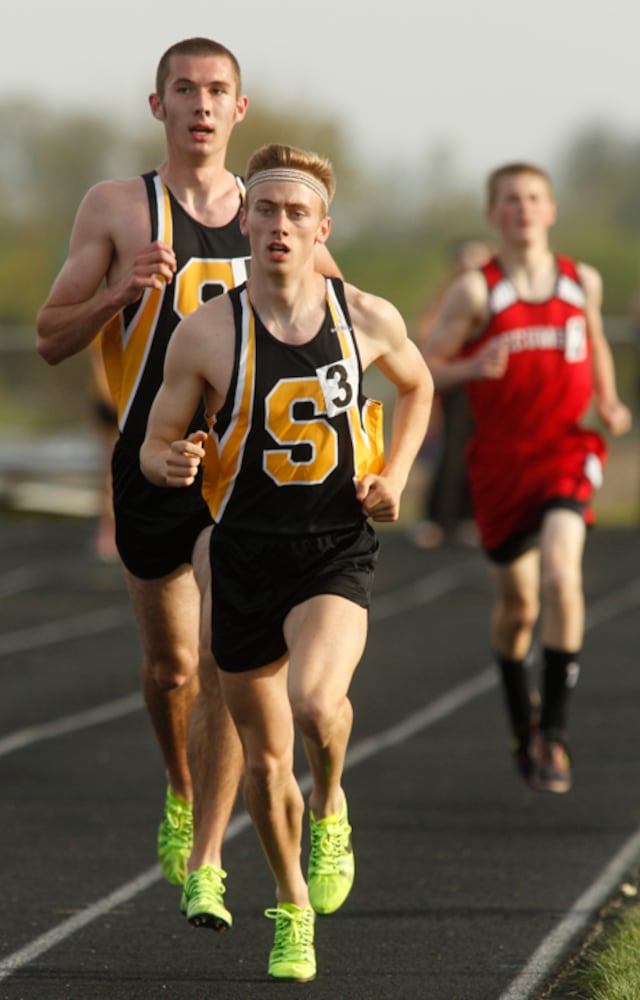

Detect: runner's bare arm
[349,287,433,521]
[140,316,210,489]
[141,297,233,487]
[422,271,507,391]
[579,263,631,436]
[36,180,176,365]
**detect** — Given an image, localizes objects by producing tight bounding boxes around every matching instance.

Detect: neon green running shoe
[157,787,193,886]
[180,864,232,931]
[308,797,354,914]
[265,903,316,982]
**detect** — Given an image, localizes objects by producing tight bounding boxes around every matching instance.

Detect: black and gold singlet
[102,170,250,443]
[202,278,384,535]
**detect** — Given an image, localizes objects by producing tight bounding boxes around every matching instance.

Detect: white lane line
[497,578,640,1000]
[0,868,161,980]
[0,607,132,657]
[0,561,473,660]
[585,575,640,630]
[345,667,497,768]
[0,693,144,757]
[0,564,472,757]
[0,670,496,984]
[0,571,638,986]
[0,563,480,981]
[0,558,102,597]
[497,831,640,1000]
[0,565,58,597]
[370,563,481,622]
[0,810,254,984]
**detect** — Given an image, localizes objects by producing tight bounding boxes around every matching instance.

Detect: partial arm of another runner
[348,285,434,522]
[422,270,508,393]
[312,242,343,279]
[578,262,632,436]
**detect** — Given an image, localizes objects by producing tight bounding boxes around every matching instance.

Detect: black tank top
[202,278,385,534]
[101,170,250,443]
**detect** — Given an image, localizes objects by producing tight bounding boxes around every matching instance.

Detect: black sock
[540,647,580,742]
[497,655,532,744]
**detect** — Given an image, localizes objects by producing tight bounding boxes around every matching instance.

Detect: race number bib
[564,316,587,363]
[316,356,358,417]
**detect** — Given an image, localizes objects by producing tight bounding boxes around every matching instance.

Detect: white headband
[246,168,330,211]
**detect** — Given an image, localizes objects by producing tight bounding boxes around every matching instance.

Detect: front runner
[141,143,433,980]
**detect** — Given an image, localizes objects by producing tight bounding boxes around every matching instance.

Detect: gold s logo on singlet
[174,257,249,319]
[263,378,338,485]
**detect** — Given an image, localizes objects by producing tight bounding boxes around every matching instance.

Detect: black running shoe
[511,732,540,788]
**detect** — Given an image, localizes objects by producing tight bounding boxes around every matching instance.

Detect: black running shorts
[112,436,213,579]
[209,520,379,672]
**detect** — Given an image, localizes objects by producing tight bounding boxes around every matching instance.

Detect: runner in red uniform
[424,162,631,793]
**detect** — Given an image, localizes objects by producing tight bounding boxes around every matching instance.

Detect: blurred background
[1,0,640,530]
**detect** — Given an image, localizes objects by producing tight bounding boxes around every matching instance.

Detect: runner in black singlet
[141,143,433,981]
[36,39,342,897]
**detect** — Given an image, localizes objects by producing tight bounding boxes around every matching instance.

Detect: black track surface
[1,515,639,1000]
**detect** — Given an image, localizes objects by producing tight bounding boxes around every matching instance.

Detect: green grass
[549,888,640,999]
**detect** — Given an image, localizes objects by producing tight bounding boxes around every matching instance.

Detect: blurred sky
[4,0,639,188]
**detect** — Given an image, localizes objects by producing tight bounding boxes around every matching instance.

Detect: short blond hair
[245,144,336,215]
[487,162,554,208]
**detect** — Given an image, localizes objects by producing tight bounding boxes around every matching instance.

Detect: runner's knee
[244,748,294,792]
[145,648,198,691]
[292,691,346,746]
[495,592,539,635]
[541,562,582,609]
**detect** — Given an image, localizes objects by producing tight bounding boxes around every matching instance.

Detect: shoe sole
[268,972,316,983]
[188,911,231,932]
[537,778,571,794]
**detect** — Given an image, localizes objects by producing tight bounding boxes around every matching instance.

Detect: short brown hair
[155,37,241,98]
[486,162,554,208]
[245,144,336,215]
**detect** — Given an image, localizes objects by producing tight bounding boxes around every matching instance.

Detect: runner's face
[241,181,330,272]
[151,54,247,159]
[488,173,556,247]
